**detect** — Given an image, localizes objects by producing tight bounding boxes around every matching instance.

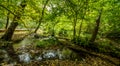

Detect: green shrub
[36,37,58,48]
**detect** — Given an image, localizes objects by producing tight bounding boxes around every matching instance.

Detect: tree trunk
[5,43,20,63]
[5,12,10,29]
[78,20,83,38]
[73,14,77,43]
[34,0,49,33]
[73,19,76,41]
[1,21,18,41]
[89,12,102,43]
[1,1,26,41]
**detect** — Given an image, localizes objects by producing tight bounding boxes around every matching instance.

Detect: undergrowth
[36,37,58,48]
[76,37,120,58]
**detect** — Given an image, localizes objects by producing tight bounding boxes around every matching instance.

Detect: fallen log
[58,39,120,66]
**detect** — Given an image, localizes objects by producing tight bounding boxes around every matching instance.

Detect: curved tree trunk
[0,0,27,64]
[34,0,49,33]
[1,1,26,41]
[1,21,18,41]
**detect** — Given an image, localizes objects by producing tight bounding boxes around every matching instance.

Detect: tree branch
[0,4,16,16]
[34,0,50,33]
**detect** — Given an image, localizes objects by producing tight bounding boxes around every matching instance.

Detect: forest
[0,0,120,66]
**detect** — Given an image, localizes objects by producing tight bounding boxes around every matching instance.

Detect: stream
[0,35,82,65]
[0,34,119,66]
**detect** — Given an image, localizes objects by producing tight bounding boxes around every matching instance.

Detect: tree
[34,0,49,33]
[64,0,81,43]
[1,0,27,41]
[89,10,102,43]
[5,12,10,29]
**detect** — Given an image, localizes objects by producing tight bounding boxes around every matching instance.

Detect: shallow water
[1,36,81,64]
[0,36,118,66]
[19,52,31,63]
[17,48,79,64]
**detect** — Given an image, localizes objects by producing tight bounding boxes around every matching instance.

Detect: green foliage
[62,48,72,58]
[36,37,58,48]
[0,19,5,28]
[88,39,120,58]
[75,37,89,47]
[98,43,120,58]
[0,0,120,58]
[58,28,68,37]
[61,48,79,60]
